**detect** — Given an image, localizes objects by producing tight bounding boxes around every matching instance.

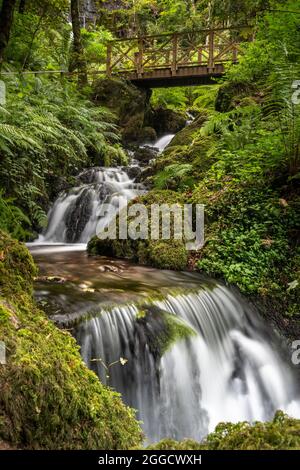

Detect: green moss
[0,230,142,449]
[88,190,189,271]
[203,410,300,450]
[167,111,209,147]
[159,313,196,355]
[92,78,152,143]
[135,306,195,359]
[215,81,256,113]
[144,240,188,271]
[149,411,300,450]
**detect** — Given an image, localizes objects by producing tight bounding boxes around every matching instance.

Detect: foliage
[0,191,31,240]
[203,410,300,450]
[153,163,194,190]
[0,74,125,234]
[144,1,300,318]
[0,230,142,449]
[96,0,266,37]
[149,411,300,450]
[81,27,113,69]
[151,88,188,111]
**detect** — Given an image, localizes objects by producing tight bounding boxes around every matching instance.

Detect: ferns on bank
[0,76,125,233]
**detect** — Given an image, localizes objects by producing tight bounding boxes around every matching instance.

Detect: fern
[0,74,124,235]
[154,164,193,190]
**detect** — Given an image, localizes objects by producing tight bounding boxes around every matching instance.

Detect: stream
[29,133,300,443]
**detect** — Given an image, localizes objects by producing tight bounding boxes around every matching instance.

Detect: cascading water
[152,134,175,152]
[36,167,141,244]
[31,113,300,445]
[75,283,300,443]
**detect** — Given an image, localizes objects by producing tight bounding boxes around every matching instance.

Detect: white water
[153,134,175,152]
[140,133,175,153]
[76,285,300,442]
[36,167,140,244]
[32,154,300,444]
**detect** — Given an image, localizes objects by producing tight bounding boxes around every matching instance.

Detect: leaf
[287,280,299,292]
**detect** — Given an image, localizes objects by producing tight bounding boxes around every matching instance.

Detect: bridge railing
[106,28,244,77]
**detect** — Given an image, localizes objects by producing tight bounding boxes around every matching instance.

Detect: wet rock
[64,189,93,243]
[92,78,152,143]
[124,166,142,180]
[147,107,186,135]
[35,275,67,284]
[133,146,158,165]
[98,265,123,273]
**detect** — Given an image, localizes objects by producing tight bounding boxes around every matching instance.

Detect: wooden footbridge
[0,28,246,88]
[106,28,244,88]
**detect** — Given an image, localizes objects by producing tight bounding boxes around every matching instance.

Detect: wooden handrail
[106,27,245,78]
[108,25,251,43]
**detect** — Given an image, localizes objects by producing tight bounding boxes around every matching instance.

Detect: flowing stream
[30,133,300,443]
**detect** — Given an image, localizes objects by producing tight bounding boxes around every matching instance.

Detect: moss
[149,411,300,450]
[167,111,209,147]
[92,78,152,143]
[136,306,195,359]
[0,230,142,449]
[159,312,196,355]
[203,410,300,450]
[215,81,256,113]
[146,107,186,135]
[88,190,189,271]
[144,240,188,271]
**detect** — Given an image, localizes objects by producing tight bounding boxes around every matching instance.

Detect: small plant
[90,356,128,383]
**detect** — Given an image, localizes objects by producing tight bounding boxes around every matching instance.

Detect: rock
[133,146,158,165]
[215,81,257,112]
[92,78,152,143]
[167,111,208,147]
[36,275,67,284]
[92,78,186,144]
[124,165,142,180]
[147,106,186,135]
[139,126,157,143]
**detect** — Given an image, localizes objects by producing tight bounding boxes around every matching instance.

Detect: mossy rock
[136,306,196,359]
[215,81,256,113]
[88,190,189,271]
[147,106,186,135]
[0,230,142,449]
[88,237,188,271]
[92,78,151,143]
[167,110,209,148]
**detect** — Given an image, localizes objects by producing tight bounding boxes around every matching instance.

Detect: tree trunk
[70,0,87,87]
[0,0,17,64]
[19,0,26,14]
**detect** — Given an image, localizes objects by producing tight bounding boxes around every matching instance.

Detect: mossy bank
[0,231,142,449]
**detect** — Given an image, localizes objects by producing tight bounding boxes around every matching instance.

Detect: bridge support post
[137,38,144,78]
[106,43,112,77]
[172,34,178,75]
[208,30,214,72]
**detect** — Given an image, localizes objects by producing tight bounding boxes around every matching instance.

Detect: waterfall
[153,134,175,152]
[37,167,141,244]
[75,284,300,443]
